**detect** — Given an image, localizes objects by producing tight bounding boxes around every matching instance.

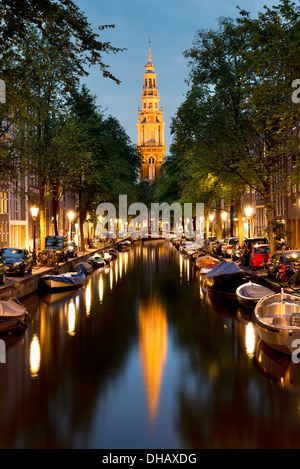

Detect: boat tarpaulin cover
[238,284,273,298]
[0,298,26,318]
[74,262,92,273]
[43,272,86,285]
[205,261,242,277]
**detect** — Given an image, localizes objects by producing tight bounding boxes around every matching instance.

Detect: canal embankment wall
[0,246,114,301]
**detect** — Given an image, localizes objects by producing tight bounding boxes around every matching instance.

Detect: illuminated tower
[137,39,167,182]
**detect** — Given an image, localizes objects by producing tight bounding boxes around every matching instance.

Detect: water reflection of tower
[139,297,167,426]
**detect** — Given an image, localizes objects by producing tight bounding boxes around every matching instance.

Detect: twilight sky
[74,0,281,155]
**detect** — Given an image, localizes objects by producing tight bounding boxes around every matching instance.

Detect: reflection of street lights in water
[30,206,39,263]
[245,206,253,237]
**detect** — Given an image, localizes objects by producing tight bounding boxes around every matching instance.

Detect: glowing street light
[68,211,75,241]
[245,206,253,237]
[30,206,39,262]
[221,211,227,238]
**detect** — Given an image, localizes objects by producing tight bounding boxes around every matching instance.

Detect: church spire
[137,39,167,182]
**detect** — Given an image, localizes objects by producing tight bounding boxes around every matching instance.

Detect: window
[149,165,155,181]
[0,191,8,214]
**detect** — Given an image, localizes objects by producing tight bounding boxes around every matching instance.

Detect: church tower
[137,40,167,182]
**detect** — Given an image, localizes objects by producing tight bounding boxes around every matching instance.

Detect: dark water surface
[1,240,300,449]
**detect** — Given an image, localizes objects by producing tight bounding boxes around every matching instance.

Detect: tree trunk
[266,205,275,257]
[79,209,85,251]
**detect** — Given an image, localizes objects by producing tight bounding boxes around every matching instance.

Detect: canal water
[1,240,300,449]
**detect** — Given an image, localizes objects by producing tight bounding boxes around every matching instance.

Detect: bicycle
[36,250,48,267]
[36,249,59,267]
[277,263,299,288]
[45,249,59,267]
[288,267,300,291]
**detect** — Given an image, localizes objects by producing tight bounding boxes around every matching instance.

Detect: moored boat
[87,254,106,268]
[103,252,112,263]
[107,248,118,260]
[195,255,220,270]
[200,260,255,298]
[118,240,131,251]
[236,281,274,310]
[253,290,300,355]
[74,262,93,274]
[0,298,28,333]
[42,271,86,291]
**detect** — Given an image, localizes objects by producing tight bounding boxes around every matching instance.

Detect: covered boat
[0,298,28,333]
[118,240,131,251]
[74,262,93,274]
[42,271,86,291]
[236,281,274,309]
[253,290,300,355]
[200,260,255,298]
[195,255,220,270]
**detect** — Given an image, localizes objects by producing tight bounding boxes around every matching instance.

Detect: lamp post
[209,213,214,237]
[115,218,119,239]
[245,206,253,238]
[98,215,103,240]
[221,211,227,238]
[68,211,74,241]
[199,216,204,239]
[30,206,39,264]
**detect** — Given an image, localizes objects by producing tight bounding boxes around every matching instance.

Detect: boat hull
[0,299,28,333]
[200,272,254,298]
[0,318,27,333]
[42,272,86,291]
[253,292,300,355]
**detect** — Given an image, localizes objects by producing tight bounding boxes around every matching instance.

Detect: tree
[168,0,300,254]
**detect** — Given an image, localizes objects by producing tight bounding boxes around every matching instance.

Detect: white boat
[118,240,131,251]
[253,290,300,355]
[236,281,274,309]
[42,271,86,291]
[103,252,112,263]
[0,298,28,333]
[87,254,106,268]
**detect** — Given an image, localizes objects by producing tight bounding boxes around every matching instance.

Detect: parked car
[267,250,300,278]
[241,237,268,266]
[212,239,223,255]
[68,241,78,258]
[45,236,69,262]
[221,237,239,258]
[0,248,33,276]
[249,244,270,270]
[205,236,217,251]
[0,256,6,284]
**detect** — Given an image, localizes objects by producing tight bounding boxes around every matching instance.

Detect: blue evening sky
[74,0,281,155]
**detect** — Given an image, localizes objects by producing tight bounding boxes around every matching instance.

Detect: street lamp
[30,206,39,264]
[98,215,103,239]
[221,211,227,238]
[115,218,119,238]
[209,213,214,236]
[245,206,253,238]
[68,211,75,241]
